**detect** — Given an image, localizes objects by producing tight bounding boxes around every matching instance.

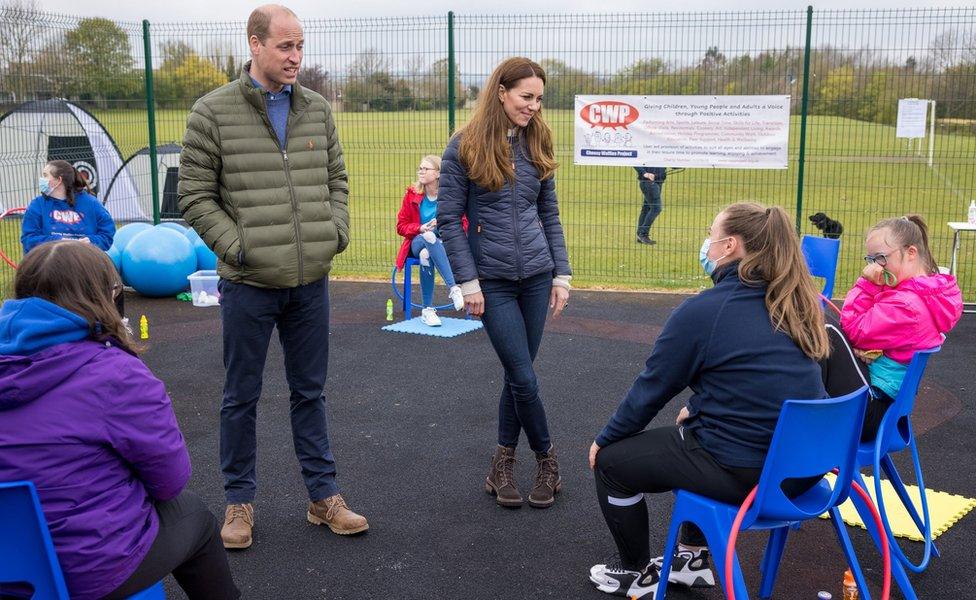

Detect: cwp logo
[580,101,639,129]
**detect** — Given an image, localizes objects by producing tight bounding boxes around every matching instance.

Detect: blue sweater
[597,263,827,468]
[21,192,115,253]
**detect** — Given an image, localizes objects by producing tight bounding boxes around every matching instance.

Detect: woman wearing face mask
[22,160,115,254]
[587,202,830,599]
[395,154,466,327]
[439,57,571,509]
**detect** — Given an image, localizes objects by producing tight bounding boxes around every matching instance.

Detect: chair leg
[850,472,918,600]
[758,526,789,599]
[880,454,940,559]
[828,506,872,600]
[656,514,683,600]
[689,504,749,600]
[403,263,413,319]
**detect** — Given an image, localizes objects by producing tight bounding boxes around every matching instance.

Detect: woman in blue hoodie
[21,159,115,253]
[0,241,238,600]
[587,203,831,599]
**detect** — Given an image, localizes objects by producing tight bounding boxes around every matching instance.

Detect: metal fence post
[447,11,456,137]
[142,19,161,225]
[795,5,814,233]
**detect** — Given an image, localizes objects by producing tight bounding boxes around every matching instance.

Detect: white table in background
[948,222,976,314]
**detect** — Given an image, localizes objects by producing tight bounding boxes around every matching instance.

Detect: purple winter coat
[0,297,191,600]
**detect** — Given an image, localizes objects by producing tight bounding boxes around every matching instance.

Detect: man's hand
[643,172,655,181]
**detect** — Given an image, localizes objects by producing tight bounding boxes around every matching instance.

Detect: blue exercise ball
[106,245,122,274]
[121,228,197,297]
[183,227,218,270]
[111,222,153,253]
[157,222,187,234]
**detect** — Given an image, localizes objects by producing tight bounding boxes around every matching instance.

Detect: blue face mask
[699,236,730,276]
[39,177,51,196]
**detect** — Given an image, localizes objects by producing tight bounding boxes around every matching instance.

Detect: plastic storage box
[187,270,220,307]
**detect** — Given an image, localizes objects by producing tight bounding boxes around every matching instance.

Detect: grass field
[2,108,974,298]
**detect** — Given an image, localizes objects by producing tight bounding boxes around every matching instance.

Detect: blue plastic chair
[801,235,841,301]
[656,387,872,600]
[0,480,165,600]
[847,347,940,600]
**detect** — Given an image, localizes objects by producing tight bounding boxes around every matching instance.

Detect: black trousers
[102,491,239,600]
[594,426,763,570]
[820,322,893,442]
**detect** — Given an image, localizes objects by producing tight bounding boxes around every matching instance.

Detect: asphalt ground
[129,281,975,600]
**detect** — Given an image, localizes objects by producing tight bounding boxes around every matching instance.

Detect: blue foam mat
[382,316,483,338]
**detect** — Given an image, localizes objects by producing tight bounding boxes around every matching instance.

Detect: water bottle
[385,298,394,321]
[968,200,976,225]
[842,569,858,600]
[139,315,149,340]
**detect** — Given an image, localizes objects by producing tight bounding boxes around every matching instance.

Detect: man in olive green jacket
[178,4,367,550]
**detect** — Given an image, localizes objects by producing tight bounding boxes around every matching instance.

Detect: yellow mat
[819,474,976,541]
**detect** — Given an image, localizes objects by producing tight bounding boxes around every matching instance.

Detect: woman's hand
[550,286,569,318]
[465,291,485,317]
[854,348,882,364]
[588,441,601,470]
[676,406,690,425]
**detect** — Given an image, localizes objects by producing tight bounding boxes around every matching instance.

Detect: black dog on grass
[808,212,844,239]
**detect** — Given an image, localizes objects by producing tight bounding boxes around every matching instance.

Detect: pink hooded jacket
[840,273,963,363]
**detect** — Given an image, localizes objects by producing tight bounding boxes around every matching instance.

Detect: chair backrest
[801,235,841,300]
[747,386,869,523]
[877,347,940,455]
[0,481,70,599]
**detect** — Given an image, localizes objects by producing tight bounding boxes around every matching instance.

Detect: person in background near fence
[21,159,120,315]
[634,166,666,245]
[395,154,465,326]
[0,241,239,600]
[178,3,366,551]
[821,215,962,441]
[439,57,571,509]
[587,202,829,599]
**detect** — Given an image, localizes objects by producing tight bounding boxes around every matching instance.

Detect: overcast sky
[35,0,976,23]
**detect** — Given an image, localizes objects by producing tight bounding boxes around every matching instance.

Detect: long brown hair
[869,215,938,275]
[722,202,829,361]
[457,57,557,192]
[15,240,137,353]
[46,160,92,208]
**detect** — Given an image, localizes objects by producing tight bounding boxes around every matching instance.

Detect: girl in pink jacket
[840,215,963,414]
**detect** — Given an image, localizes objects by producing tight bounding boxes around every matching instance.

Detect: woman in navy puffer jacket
[439,57,572,510]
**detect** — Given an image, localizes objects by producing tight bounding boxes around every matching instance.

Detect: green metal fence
[1,6,974,299]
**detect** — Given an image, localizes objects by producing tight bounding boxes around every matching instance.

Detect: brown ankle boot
[528,447,561,508]
[221,503,254,549]
[485,445,523,508]
[307,494,369,535]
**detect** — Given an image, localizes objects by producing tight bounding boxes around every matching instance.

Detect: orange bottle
[842,569,858,600]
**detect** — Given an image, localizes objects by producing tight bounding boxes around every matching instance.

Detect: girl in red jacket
[395,155,465,326]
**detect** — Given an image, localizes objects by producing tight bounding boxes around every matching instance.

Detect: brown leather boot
[221,503,254,549]
[485,445,523,508]
[528,446,561,508]
[307,494,369,535]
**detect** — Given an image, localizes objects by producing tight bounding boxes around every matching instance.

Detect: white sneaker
[650,548,716,588]
[449,285,464,311]
[589,560,659,598]
[420,307,442,327]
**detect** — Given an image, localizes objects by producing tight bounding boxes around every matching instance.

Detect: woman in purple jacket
[0,241,238,600]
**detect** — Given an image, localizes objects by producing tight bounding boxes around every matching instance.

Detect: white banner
[896,98,929,138]
[573,95,791,169]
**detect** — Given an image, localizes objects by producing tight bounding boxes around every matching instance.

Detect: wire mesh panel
[803,8,976,296]
[0,8,974,298]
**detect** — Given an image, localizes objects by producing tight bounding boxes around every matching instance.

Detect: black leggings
[102,491,239,600]
[594,426,762,571]
[820,322,894,441]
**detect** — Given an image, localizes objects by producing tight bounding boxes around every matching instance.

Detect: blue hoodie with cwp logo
[21,191,115,253]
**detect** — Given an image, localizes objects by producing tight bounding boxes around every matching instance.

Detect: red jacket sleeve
[396,190,421,238]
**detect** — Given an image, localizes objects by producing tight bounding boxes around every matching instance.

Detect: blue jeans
[637,181,663,238]
[480,272,553,453]
[411,235,457,307]
[218,277,339,504]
